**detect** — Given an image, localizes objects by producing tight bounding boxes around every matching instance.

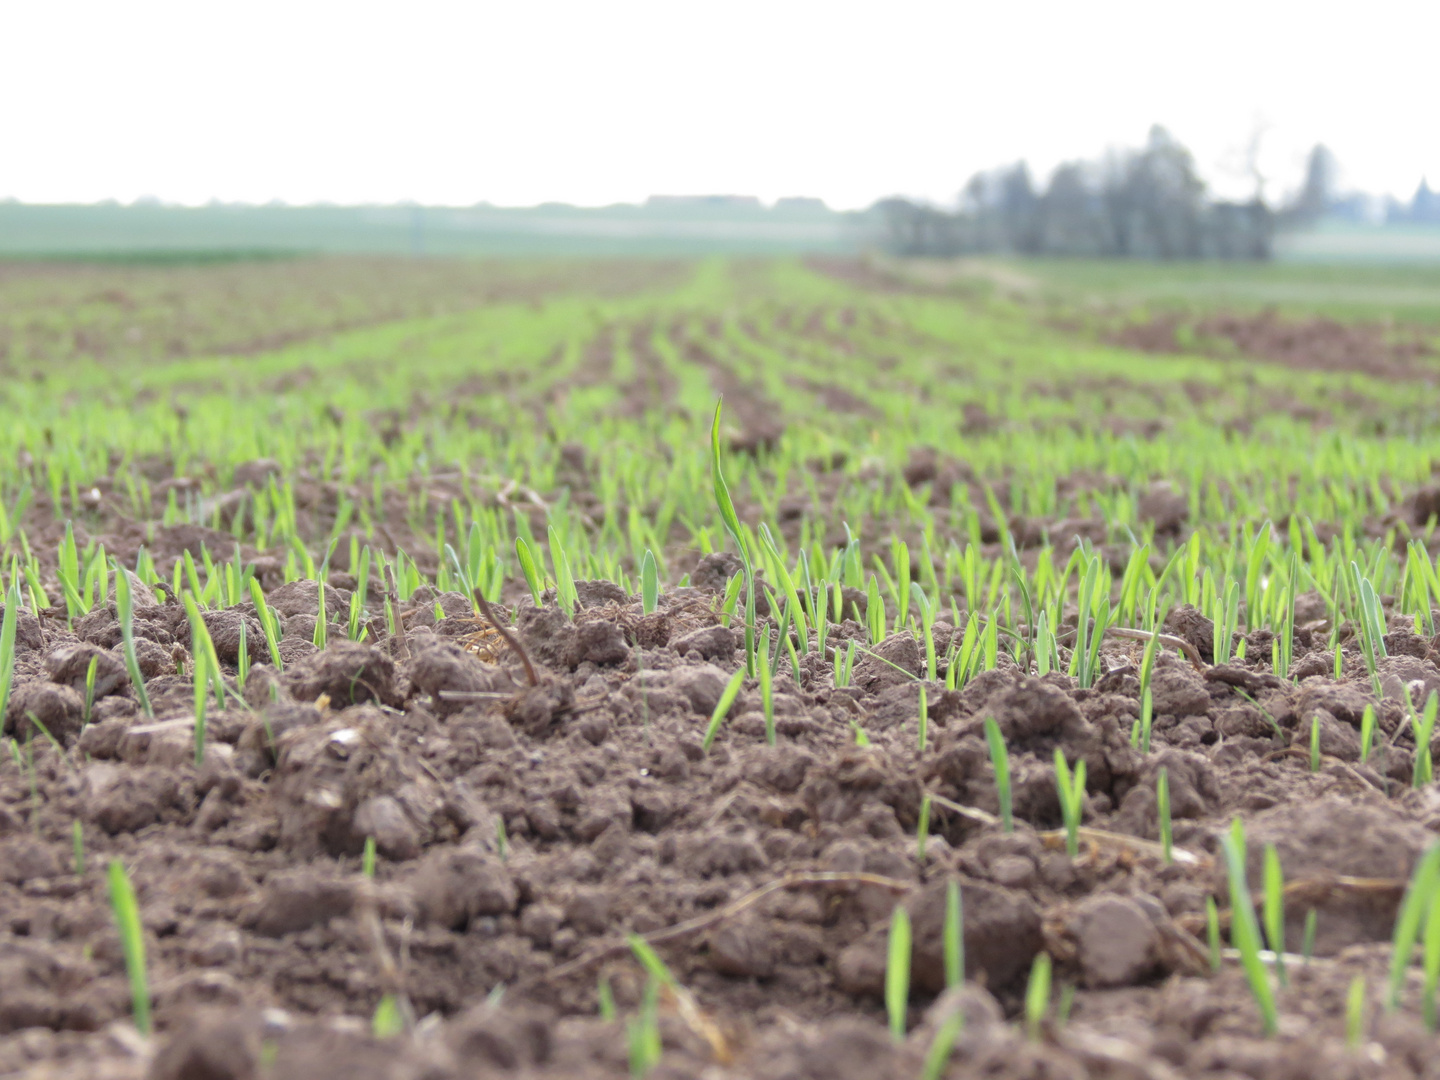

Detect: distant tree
[1040,162,1104,255]
[1289,144,1339,222]
[997,163,1043,254]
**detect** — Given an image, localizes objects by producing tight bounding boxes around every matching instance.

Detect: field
[4,253,1440,1079]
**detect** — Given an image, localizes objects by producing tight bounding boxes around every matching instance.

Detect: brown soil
[1110,310,1439,380]
[6,569,1440,1079]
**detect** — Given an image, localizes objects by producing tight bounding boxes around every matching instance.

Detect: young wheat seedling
[984,718,1013,833]
[108,859,150,1035]
[886,904,912,1043]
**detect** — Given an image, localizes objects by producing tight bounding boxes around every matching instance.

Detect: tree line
[876,126,1275,260]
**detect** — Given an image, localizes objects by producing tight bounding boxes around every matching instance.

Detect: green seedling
[919,1012,964,1080]
[984,718,1013,833]
[640,549,659,615]
[886,904,912,1043]
[1388,842,1440,1012]
[372,994,404,1038]
[1424,890,1440,1029]
[758,625,775,746]
[1309,716,1322,773]
[313,574,329,648]
[515,536,543,606]
[113,566,153,718]
[192,644,207,767]
[362,836,377,878]
[1157,767,1172,866]
[917,685,928,754]
[597,976,617,1021]
[236,618,249,691]
[1024,952,1051,1042]
[701,666,746,753]
[1413,691,1439,787]
[710,400,757,676]
[549,525,578,618]
[916,795,931,865]
[72,820,85,876]
[108,859,151,1035]
[1263,844,1287,986]
[1221,819,1278,1035]
[1347,976,1368,1049]
[628,977,662,1080]
[83,654,98,725]
[1057,983,1076,1027]
[943,880,964,989]
[834,639,857,688]
[1054,748,1086,858]
[1302,909,1317,965]
[0,583,20,724]
[1359,704,1377,766]
[247,578,284,672]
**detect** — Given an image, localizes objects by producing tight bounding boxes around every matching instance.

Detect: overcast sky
[2,0,1436,210]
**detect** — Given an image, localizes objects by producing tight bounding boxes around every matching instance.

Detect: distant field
[0,200,871,258]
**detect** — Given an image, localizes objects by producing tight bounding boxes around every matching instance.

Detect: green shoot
[1359,704,1376,766]
[549,525,578,617]
[1302,909,1317,966]
[984,718,1013,833]
[1388,842,1440,1012]
[640,549,659,615]
[1024,952,1051,1042]
[372,995,404,1038]
[701,666,746,753]
[1157,767,1172,866]
[710,400,756,676]
[1053,748,1086,858]
[1262,844,1287,986]
[362,836,377,878]
[113,565,153,718]
[628,976,662,1080]
[1346,976,1367,1049]
[107,859,151,1036]
[918,1012,963,1080]
[1424,893,1440,1029]
[916,795,931,865]
[0,583,19,724]
[83,654,98,725]
[1221,819,1278,1036]
[943,880,964,988]
[1414,691,1440,788]
[72,820,85,876]
[192,643,207,767]
[917,684,928,754]
[1309,716,1322,773]
[885,904,912,1043]
[597,976,616,1021]
[248,578,284,672]
[758,625,775,746]
[516,535,544,606]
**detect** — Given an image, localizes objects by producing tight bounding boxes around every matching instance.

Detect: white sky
[2,0,1436,210]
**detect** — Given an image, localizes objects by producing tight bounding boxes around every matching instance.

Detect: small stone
[1073,895,1159,988]
[671,626,736,661]
[353,795,421,861]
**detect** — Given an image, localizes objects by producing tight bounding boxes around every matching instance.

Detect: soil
[6,563,1440,1078]
[1109,310,1439,381]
